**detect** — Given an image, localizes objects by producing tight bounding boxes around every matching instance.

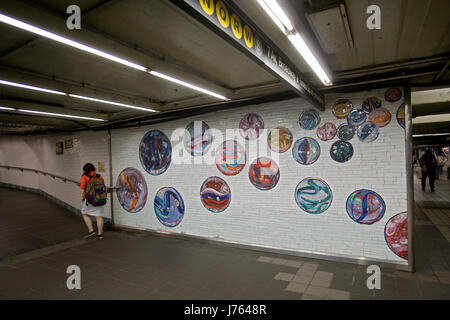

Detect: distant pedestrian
[80,163,107,239]
[419,149,438,192]
[436,151,445,179]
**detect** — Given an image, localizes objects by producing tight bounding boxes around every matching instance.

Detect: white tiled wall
[111,88,407,263]
[0,131,112,218]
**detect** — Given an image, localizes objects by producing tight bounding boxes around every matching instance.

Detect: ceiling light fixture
[18,109,105,122]
[0,106,16,111]
[68,94,157,112]
[413,133,450,137]
[0,13,147,72]
[0,79,65,95]
[149,71,230,100]
[0,79,157,112]
[257,0,332,86]
[0,13,230,100]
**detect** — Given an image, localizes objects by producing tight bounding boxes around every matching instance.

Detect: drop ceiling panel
[306,7,349,54]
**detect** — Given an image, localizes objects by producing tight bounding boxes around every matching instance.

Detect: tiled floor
[0,174,450,300]
[0,188,86,259]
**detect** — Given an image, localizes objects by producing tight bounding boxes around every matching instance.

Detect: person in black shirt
[419,149,438,192]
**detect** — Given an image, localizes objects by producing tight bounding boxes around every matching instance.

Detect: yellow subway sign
[174,0,324,109]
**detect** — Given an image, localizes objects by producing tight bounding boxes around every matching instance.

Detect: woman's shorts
[81,200,105,217]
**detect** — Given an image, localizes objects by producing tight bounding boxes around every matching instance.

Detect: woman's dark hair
[82,163,96,175]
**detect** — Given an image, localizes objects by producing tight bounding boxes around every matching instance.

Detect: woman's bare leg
[96,216,104,235]
[82,214,94,232]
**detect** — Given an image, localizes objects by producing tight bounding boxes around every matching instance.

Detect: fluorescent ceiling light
[149,71,229,101]
[0,13,147,72]
[68,94,157,112]
[18,109,105,122]
[0,106,15,111]
[413,133,450,137]
[257,0,332,86]
[0,79,157,112]
[0,79,65,95]
[0,13,230,100]
[257,0,292,32]
[288,33,331,85]
[412,113,450,125]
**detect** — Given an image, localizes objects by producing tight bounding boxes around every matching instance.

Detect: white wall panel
[111,88,407,263]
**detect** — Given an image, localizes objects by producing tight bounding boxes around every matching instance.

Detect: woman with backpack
[80,163,107,239]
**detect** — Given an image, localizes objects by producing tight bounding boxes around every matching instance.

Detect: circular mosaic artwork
[385,212,408,260]
[183,121,213,156]
[268,126,293,153]
[200,176,231,213]
[357,121,379,143]
[299,109,321,130]
[116,167,147,213]
[385,88,402,103]
[295,177,333,214]
[361,97,382,113]
[139,130,172,175]
[154,187,185,227]
[347,109,367,126]
[248,157,280,191]
[330,140,353,163]
[397,103,405,129]
[346,189,386,225]
[292,137,321,165]
[215,140,246,176]
[368,107,391,128]
[337,123,356,141]
[332,99,353,119]
[316,122,337,141]
[239,113,264,140]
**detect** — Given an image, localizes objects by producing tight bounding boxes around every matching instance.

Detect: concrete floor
[0,175,449,300]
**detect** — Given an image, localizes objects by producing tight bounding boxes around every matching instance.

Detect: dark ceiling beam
[0,112,81,129]
[319,64,443,93]
[433,59,450,82]
[92,91,297,130]
[333,54,449,80]
[0,98,109,119]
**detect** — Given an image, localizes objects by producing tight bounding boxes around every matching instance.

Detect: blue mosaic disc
[330,140,353,163]
[347,109,367,126]
[139,130,171,175]
[154,187,185,227]
[299,109,321,130]
[295,177,333,214]
[357,121,379,143]
[346,189,386,225]
[292,137,321,165]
